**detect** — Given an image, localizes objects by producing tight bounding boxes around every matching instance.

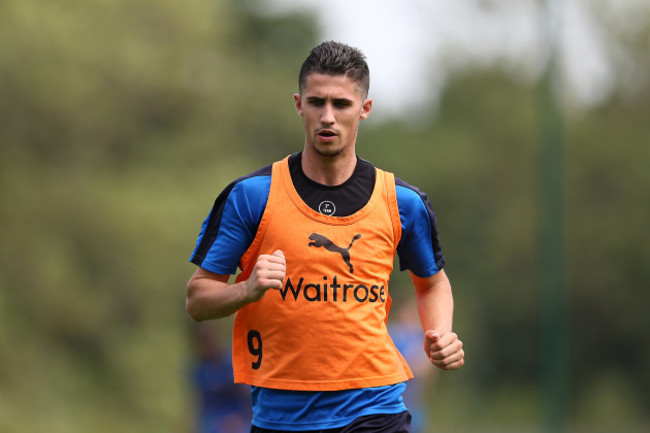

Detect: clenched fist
[245,250,287,302]
[424,330,465,370]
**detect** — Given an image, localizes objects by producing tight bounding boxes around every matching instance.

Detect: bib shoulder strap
[378,168,402,249]
[238,157,288,276]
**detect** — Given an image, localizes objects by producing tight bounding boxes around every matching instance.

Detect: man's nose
[320,103,335,125]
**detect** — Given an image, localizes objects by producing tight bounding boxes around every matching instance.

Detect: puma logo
[308,233,362,273]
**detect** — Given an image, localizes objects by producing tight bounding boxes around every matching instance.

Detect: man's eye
[334,101,352,108]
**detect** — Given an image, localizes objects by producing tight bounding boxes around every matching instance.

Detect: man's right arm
[187,167,274,321]
[186,250,286,321]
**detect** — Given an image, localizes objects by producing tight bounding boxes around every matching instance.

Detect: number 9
[247,330,262,370]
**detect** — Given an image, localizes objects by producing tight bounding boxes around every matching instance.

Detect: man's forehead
[301,73,364,98]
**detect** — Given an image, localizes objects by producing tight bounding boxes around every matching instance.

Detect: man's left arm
[410,269,465,370]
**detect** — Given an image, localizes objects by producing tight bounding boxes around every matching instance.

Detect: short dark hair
[298,41,370,98]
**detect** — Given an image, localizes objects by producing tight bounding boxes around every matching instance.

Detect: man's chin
[313,144,345,158]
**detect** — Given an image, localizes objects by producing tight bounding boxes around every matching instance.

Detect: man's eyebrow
[305,96,353,104]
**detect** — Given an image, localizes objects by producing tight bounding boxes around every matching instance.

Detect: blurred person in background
[185,41,464,432]
[389,300,437,433]
[190,321,252,433]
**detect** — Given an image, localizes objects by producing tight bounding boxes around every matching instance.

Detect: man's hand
[245,250,286,302]
[424,330,465,370]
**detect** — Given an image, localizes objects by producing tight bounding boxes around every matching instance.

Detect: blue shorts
[250,411,412,433]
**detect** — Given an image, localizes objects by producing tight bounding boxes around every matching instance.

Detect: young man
[186,41,464,432]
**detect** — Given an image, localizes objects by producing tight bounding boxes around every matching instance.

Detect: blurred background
[0,0,648,432]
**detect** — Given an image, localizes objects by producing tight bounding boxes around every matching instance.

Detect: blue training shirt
[190,162,445,430]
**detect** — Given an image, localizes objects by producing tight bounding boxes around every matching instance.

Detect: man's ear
[293,93,303,117]
[359,98,373,121]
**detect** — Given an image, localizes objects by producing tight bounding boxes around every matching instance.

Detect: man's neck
[300,148,357,186]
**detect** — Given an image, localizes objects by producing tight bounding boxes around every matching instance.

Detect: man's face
[294,73,372,158]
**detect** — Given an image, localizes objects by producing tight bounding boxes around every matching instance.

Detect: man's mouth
[317,129,337,138]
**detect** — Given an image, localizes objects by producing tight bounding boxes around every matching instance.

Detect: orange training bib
[232,156,413,391]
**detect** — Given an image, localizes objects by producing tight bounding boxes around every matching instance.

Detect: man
[190,322,252,433]
[186,41,464,432]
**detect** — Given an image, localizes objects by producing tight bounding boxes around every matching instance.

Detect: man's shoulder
[393,176,421,193]
[226,164,273,197]
[233,163,273,185]
[357,158,427,207]
[394,176,429,207]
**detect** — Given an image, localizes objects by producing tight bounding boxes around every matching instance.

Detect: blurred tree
[0,1,318,432]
